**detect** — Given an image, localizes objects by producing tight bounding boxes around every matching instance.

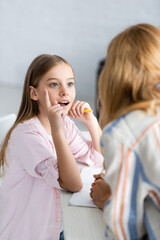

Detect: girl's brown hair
[0,54,72,173]
[98,23,160,128]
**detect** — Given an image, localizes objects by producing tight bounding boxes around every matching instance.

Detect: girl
[90,23,160,239]
[0,54,103,240]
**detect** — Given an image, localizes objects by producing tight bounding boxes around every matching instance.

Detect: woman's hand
[90,175,111,210]
[68,101,94,123]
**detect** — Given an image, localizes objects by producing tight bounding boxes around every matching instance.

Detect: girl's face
[32,62,76,116]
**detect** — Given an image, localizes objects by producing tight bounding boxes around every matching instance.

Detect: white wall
[0,0,160,114]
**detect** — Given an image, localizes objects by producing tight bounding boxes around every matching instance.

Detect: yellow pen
[83,109,93,113]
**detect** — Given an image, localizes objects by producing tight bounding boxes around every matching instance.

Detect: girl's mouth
[58,101,69,106]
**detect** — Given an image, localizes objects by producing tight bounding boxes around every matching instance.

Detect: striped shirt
[101,109,160,240]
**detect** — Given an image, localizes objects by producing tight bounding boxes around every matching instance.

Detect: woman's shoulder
[102,112,132,136]
[103,109,158,133]
[102,109,160,145]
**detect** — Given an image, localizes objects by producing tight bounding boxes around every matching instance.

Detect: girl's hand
[44,89,64,132]
[68,100,102,154]
[68,101,94,123]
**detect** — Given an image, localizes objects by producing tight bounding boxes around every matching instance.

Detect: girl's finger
[51,102,64,117]
[70,101,80,118]
[68,109,75,118]
[53,100,58,106]
[79,102,90,115]
[76,101,85,116]
[74,101,91,115]
[71,101,85,117]
[44,89,51,108]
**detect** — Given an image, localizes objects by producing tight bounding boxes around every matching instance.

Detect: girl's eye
[68,82,74,87]
[50,83,58,87]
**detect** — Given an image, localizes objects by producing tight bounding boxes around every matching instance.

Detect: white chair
[0,113,16,146]
[0,113,16,184]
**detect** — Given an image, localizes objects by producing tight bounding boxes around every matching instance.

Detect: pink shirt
[0,116,103,240]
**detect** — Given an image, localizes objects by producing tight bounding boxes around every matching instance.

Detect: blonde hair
[98,23,160,128]
[0,54,72,173]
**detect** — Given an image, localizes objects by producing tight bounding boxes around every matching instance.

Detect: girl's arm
[44,90,82,192]
[68,101,102,153]
[52,130,82,192]
[84,115,102,153]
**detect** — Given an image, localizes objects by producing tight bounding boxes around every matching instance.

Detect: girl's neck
[37,113,51,136]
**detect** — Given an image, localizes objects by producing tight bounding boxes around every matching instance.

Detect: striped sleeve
[102,133,143,240]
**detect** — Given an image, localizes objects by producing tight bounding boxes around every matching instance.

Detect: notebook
[69,167,102,208]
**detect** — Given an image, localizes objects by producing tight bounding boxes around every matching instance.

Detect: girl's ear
[29,86,38,101]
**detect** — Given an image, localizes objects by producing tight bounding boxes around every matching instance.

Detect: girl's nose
[59,86,69,97]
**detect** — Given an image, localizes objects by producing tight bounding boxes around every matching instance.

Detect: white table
[60,191,106,240]
[60,164,106,240]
